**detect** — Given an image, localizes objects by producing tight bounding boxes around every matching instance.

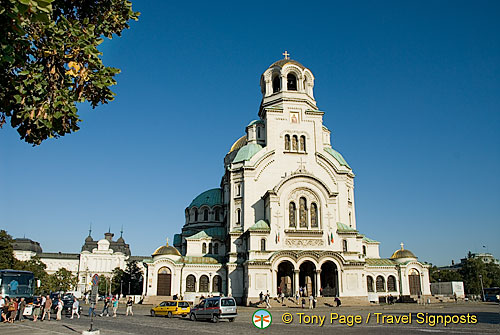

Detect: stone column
[272,269,277,296]
[315,269,322,297]
[294,269,300,294]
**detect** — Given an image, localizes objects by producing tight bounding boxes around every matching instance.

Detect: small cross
[326,212,334,230]
[283,50,290,59]
[400,242,404,250]
[274,210,283,229]
[166,237,169,246]
[297,157,306,171]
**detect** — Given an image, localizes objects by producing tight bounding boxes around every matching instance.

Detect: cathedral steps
[142,295,172,306]
[249,296,371,308]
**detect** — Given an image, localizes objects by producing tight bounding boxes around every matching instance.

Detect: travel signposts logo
[253,309,272,329]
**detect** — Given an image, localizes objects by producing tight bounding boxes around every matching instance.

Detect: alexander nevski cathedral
[144,54,431,305]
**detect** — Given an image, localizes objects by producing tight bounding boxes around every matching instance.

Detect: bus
[484,287,500,302]
[0,269,36,298]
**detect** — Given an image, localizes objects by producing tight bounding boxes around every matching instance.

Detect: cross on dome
[166,237,169,246]
[283,50,290,59]
[400,242,404,250]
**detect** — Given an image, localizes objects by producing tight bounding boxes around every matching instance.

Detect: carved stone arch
[296,253,320,265]
[281,64,304,80]
[269,250,300,265]
[318,251,347,266]
[275,173,336,203]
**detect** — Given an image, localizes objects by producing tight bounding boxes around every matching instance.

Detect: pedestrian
[313,296,317,309]
[55,298,63,321]
[308,294,313,309]
[32,298,41,322]
[71,297,80,319]
[301,297,305,309]
[41,295,52,321]
[299,286,303,297]
[280,291,285,304]
[40,295,46,321]
[0,295,4,322]
[295,291,300,305]
[8,297,18,322]
[100,297,110,317]
[265,294,271,309]
[88,303,96,317]
[18,298,26,321]
[334,297,341,307]
[126,297,133,316]
[112,297,118,317]
[259,291,263,304]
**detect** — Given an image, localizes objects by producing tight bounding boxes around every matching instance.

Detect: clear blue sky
[1,1,499,266]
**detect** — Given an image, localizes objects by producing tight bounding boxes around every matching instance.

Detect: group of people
[89,296,134,318]
[259,289,342,309]
[0,294,71,324]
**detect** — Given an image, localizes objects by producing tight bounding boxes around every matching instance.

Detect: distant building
[12,231,151,294]
[438,252,499,271]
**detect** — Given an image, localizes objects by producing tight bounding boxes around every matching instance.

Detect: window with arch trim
[292,135,298,151]
[387,275,397,292]
[342,239,348,252]
[289,202,296,227]
[367,276,374,292]
[362,245,367,256]
[310,203,318,228]
[199,275,209,292]
[204,209,209,221]
[208,242,212,254]
[194,209,198,222]
[260,238,266,251]
[212,275,222,293]
[273,76,280,93]
[257,127,261,138]
[285,134,290,151]
[202,243,206,254]
[300,135,306,152]
[186,275,196,292]
[376,276,385,292]
[287,73,297,91]
[299,197,308,227]
[214,208,220,221]
[236,209,241,224]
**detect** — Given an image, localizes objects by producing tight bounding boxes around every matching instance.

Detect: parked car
[150,300,190,318]
[189,297,237,323]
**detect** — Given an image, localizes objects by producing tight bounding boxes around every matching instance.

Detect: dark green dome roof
[188,188,222,208]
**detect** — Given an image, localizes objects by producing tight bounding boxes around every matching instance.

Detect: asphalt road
[0,302,498,335]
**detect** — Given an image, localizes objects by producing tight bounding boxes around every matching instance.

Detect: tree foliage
[0,230,16,269]
[0,0,139,145]
[110,260,142,295]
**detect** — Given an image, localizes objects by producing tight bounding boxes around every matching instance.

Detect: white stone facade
[145,56,431,305]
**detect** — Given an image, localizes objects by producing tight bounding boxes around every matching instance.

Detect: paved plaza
[0,302,498,335]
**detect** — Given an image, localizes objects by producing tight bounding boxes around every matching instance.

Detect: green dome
[188,188,222,208]
[233,143,263,163]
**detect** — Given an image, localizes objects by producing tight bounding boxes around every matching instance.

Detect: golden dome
[228,135,247,154]
[152,244,181,257]
[390,243,417,260]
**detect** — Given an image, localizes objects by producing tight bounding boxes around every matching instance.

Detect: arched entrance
[157,267,172,296]
[277,261,294,296]
[320,261,339,297]
[408,269,421,295]
[299,261,316,297]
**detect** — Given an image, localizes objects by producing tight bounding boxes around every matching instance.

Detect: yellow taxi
[151,300,190,318]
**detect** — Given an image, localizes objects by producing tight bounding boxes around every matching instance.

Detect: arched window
[387,275,397,292]
[214,208,220,221]
[367,276,374,292]
[260,238,266,251]
[300,135,306,151]
[194,209,198,222]
[288,202,296,227]
[236,209,241,224]
[208,243,213,254]
[376,276,385,292]
[287,74,297,91]
[362,245,367,256]
[186,275,196,292]
[349,212,352,227]
[284,134,290,151]
[214,243,219,254]
[273,76,280,93]
[292,135,298,151]
[202,243,206,254]
[299,197,308,228]
[257,127,261,138]
[342,239,348,252]
[199,275,209,292]
[204,209,209,221]
[310,203,318,228]
[236,184,241,196]
[212,275,222,293]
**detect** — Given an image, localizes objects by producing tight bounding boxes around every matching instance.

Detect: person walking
[71,297,80,319]
[265,294,271,309]
[55,298,63,321]
[41,295,52,321]
[280,291,285,304]
[334,297,341,307]
[100,297,110,317]
[18,298,26,322]
[32,298,41,322]
[125,297,133,316]
[112,297,118,317]
[308,294,314,309]
[259,291,263,304]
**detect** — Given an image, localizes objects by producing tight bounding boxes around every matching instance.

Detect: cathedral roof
[228,135,247,153]
[233,143,263,163]
[324,147,351,169]
[390,244,417,260]
[152,244,181,257]
[185,227,225,240]
[336,222,357,233]
[249,220,270,231]
[268,58,306,70]
[365,258,396,267]
[362,236,379,243]
[247,119,264,127]
[188,188,222,209]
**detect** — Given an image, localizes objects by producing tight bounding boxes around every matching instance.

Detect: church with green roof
[144,54,431,305]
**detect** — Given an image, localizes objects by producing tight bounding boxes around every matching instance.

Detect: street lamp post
[128,281,131,296]
[120,281,123,297]
[479,274,485,302]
